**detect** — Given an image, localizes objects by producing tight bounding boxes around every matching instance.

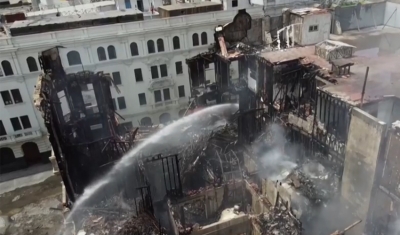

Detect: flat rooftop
[10,9,143,28]
[290,7,330,16]
[259,46,330,68]
[158,1,221,11]
[319,26,400,105]
[0,4,31,15]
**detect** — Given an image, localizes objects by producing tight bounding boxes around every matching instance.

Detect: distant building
[287,7,331,46]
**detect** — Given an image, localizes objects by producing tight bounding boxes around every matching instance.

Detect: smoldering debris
[255,201,303,235]
[79,195,165,235]
[287,163,339,203]
[179,122,240,191]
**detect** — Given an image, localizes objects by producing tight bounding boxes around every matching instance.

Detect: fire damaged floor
[65,105,360,235]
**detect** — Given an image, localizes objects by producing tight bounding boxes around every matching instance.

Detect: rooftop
[0,4,32,15]
[319,27,400,105]
[290,7,330,16]
[11,9,143,29]
[316,39,356,51]
[259,46,330,68]
[25,1,116,17]
[158,1,221,11]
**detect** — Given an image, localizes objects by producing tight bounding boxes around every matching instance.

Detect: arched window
[159,113,171,125]
[107,45,117,60]
[97,47,107,61]
[26,57,38,72]
[67,51,82,66]
[173,36,180,50]
[1,60,13,76]
[147,40,155,54]
[157,38,164,52]
[0,147,16,166]
[140,117,152,126]
[192,33,199,46]
[130,42,139,56]
[201,32,208,45]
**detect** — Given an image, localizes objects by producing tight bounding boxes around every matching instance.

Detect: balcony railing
[151,99,182,110]
[0,129,42,146]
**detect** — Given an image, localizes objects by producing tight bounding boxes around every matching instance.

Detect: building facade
[0,0,266,173]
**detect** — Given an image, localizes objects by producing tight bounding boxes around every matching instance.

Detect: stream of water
[62,104,238,233]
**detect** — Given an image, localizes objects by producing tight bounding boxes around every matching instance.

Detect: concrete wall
[334,2,386,32]
[384,2,400,28]
[191,214,251,235]
[301,13,331,45]
[341,108,387,235]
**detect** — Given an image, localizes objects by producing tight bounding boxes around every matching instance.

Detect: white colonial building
[0,0,269,174]
[0,0,316,174]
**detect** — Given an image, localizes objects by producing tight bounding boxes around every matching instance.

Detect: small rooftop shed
[315,40,356,61]
[287,8,331,46]
[157,2,223,18]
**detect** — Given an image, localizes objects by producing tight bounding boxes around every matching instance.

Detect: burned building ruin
[31,6,400,235]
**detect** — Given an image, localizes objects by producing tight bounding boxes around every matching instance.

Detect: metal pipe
[360,66,370,108]
[383,8,397,30]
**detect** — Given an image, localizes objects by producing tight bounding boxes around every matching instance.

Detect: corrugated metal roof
[316,40,356,51]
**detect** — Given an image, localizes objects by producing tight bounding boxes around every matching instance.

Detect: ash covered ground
[0,175,64,235]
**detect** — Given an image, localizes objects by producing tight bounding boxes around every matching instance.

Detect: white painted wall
[384,2,400,29]
[0,7,264,139]
[301,13,331,45]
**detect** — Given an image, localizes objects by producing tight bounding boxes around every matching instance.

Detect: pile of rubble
[256,204,303,235]
[79,195,163,235]
[287,161,339,203]
[179,123,240,191]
